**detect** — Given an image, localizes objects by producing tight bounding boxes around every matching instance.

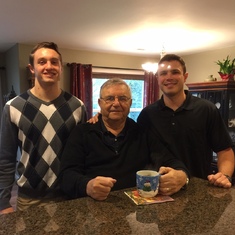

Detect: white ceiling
[1,0,235,57]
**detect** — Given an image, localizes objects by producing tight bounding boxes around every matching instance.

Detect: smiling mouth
[44,72,56,77]
[164,82,177,86]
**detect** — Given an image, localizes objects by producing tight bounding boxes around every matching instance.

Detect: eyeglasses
[100,96,131,104]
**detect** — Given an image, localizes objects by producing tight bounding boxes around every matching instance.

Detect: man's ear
[98,98,101,107]
[184,72,189,82]
[28,64,35,75]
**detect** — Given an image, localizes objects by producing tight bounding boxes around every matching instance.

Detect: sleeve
[207,106,233,152]
[0,105,18,210]
[137,108,151,129]
[59,123,92,199]
[146,129,190,178]
[80,103,88,124]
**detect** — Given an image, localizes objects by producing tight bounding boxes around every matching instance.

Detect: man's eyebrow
[50,57,60,60]
[36,57,60,62]
[158,69,167,73]
[37,56,59,60]
[160,68,180,72]
[37,57,45,61]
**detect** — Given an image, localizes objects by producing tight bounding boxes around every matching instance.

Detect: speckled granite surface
[1,177,235,235]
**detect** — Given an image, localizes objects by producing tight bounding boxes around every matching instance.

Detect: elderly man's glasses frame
[100,96,131,104]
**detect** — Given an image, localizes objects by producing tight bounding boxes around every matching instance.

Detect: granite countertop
[1,177,235,235]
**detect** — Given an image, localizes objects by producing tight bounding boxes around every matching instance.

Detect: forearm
[150,146,190,179]
[60,169,91,198]
[163,158,190,178]
[0,107,18,210]
[217,148,235,177]
[0,163,16,210]
[207,148,235,188]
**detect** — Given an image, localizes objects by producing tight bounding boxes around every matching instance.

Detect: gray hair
[99,78,132,97]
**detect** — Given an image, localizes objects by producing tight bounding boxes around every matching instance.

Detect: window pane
[92,78,144,121]
[93,78,107,111]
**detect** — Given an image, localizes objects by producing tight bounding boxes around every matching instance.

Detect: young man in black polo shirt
[138,54,234,188]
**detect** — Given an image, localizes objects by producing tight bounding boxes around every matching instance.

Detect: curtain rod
[66,63,143,71]
[92,66,143,71]
[67,63,91,67]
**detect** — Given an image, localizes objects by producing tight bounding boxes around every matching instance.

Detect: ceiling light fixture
[141,62,158,73]
[160,45,166,59]
[142,45,166,73]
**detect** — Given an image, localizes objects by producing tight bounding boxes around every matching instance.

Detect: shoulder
[62,91,85,107]
[126,117,138,129]
[75,120,101,133]
[6,91,29,108]
[144,100,161,110]
[126,117,147,135]
[190,95,218,110]
[139,100,161,117]
[186,92,217,110]
[186,95,222,123]
[62,91,81,102]
[138,100,161,124]
[68,122,90,139]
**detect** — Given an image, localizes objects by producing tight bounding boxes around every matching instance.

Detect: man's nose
[112,97,121,104]
[45,61,53,68]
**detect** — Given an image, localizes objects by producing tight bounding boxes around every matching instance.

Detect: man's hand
[208,172,232,188]
[158,167,188,195]
[0,207,14,215]
[86,176,117,200]
[87,112,100,124]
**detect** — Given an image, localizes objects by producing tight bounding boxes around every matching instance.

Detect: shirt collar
[100,116,126,137]
[159,90,194,111]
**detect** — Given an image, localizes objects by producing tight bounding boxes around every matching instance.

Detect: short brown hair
[29,42,62,66]
[158,54,187,74]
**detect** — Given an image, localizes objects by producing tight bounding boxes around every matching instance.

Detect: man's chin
[162,88,177,97]
[42,78,59,84]
[109,113,124,119]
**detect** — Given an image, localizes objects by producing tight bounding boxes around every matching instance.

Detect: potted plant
[215,55,235,81]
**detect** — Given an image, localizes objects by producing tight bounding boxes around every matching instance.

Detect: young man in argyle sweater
[0,42,87,214]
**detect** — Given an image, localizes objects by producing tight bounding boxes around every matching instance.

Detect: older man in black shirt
[60,78,189,200]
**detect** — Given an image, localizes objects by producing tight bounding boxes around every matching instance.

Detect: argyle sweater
[0,90,87,210]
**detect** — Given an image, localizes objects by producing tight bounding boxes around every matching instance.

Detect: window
[92,68,144,121]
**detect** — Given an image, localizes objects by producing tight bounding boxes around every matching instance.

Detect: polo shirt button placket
[172,113,175,126]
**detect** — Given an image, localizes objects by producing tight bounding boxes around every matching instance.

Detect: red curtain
[68,63,92,118]
[143,71,159,107]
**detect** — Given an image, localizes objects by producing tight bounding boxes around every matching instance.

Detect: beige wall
[16,44,157,93]
[3,43,235,94]
[184,46,235,85]
[60,48,157,92]
[5,44,20,94]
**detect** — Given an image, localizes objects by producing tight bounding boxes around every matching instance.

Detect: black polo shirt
[138,90,233,179]
[100,119,126,155]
